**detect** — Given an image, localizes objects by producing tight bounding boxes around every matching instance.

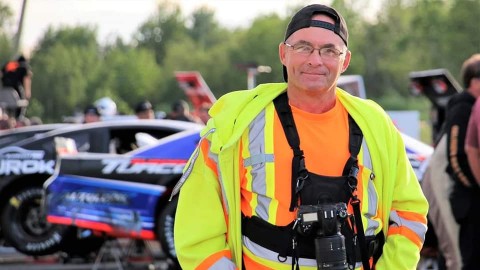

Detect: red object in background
[174,71,216,114]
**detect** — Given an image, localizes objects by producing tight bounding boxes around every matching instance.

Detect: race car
[0,123,69,148]
[43,127,201,262]
[0,119,203,257]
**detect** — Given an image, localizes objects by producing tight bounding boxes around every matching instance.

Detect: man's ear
[279,42,287,66]
[341,50,351,73]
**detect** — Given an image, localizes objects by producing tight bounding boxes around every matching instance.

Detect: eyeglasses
[284,42,344,60]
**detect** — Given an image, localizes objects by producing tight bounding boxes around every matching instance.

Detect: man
[452,53,480,270]
[1,55,32,118]
[165,99,202,123]
[173,4,428,269]
[83,104,101,123]
[466,99,480,182]
[135,100,155,119]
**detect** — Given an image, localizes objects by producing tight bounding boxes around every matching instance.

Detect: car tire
[0,186,67,256]
[1,186,106,258]
[157,196,178,261]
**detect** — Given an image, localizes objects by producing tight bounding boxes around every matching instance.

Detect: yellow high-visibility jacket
[174,83,428,270]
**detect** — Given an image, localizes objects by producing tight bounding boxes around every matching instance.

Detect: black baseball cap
[283,4,348,82]
[135,101,153,113]
[84,104,100,116]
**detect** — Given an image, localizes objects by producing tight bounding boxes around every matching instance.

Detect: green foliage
[29,26,99,122]
[0,1,14,62]
[134,0,187,65]
[100,48,162,111]
[25,98,44,119]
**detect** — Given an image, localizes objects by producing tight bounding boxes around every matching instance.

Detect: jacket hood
[203,83,287,153]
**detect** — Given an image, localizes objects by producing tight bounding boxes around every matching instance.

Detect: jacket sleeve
[174,139,238,270]
[445,101,476,186]
[375,130,429,269]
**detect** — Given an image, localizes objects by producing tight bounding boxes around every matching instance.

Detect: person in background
[29,116,43,125]
[457,54,480,270]
[165,99,201,123]
[0,107,12,130]
[15,117,30,128]
[83,104,101,123]
[173,4,428,269]
[135,100,155,120]
[197,102,212,124]
[1,55,33,118]
[466,99,480,183]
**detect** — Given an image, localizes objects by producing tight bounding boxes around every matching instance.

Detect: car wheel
[0,186,68,256]
[157,196,178,261]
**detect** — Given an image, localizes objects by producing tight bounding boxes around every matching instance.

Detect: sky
[5,0,332,54]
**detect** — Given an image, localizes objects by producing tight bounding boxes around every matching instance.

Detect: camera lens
[314,234,347,270]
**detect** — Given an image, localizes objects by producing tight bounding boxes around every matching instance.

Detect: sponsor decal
[63,191,129,205]
[0,147,54,175]
[25,232,62,252]
[0,146,45,159]
[101,158,185,175]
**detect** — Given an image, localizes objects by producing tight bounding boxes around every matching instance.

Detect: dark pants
[459,203,480,270]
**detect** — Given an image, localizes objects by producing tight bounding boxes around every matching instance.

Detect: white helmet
[94,97,117,116]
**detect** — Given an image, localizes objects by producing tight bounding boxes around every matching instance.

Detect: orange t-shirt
[241,96,350,225]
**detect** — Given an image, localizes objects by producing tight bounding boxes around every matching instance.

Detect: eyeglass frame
[283,41,345,60]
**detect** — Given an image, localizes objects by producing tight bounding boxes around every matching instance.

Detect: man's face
[280,14,351,95]
[84,113,100,123]
[137,109,154,120]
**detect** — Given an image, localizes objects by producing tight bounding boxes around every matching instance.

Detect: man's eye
[295,45,312,53]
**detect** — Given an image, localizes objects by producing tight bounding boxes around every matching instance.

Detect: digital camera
[297,203,348,270]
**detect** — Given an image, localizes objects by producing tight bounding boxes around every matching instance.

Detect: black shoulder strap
[273,92,306,211]
[343,115,363,174]
[343,116,370,270]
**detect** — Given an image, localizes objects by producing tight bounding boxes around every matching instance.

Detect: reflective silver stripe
[208,256,237,270]
[210,152,229,215]
[170,128,216,200]
[243,236,361,269]
[365,179,380,236]
[244,154,274,167]
[242,235,317,267]
[361,139,372,170]
[360,139,379,237]
[389,210,427,241]
[247,110,272,220]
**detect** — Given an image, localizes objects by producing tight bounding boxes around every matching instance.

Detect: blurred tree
[134,0,187,65]
[442,0,480,85]
[227,14,286,91]
[187,6,225,49]
[0,1,14,64]
[99,47,162,113]
[30,26,99,122]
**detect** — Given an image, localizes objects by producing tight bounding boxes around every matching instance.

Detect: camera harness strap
[273,92,372,270]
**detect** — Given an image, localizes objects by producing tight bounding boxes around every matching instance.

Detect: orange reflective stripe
[388,226,423,249]
[200,139,217,177]
[396,210,427,224]
[243,253,275,270]
[196,250,234,270]
[200,139,230,238]
[240,139,254,217]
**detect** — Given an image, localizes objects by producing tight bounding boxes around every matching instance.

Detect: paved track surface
[0,240,179,270]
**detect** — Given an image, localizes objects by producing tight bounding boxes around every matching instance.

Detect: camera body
[297,203,349,270]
